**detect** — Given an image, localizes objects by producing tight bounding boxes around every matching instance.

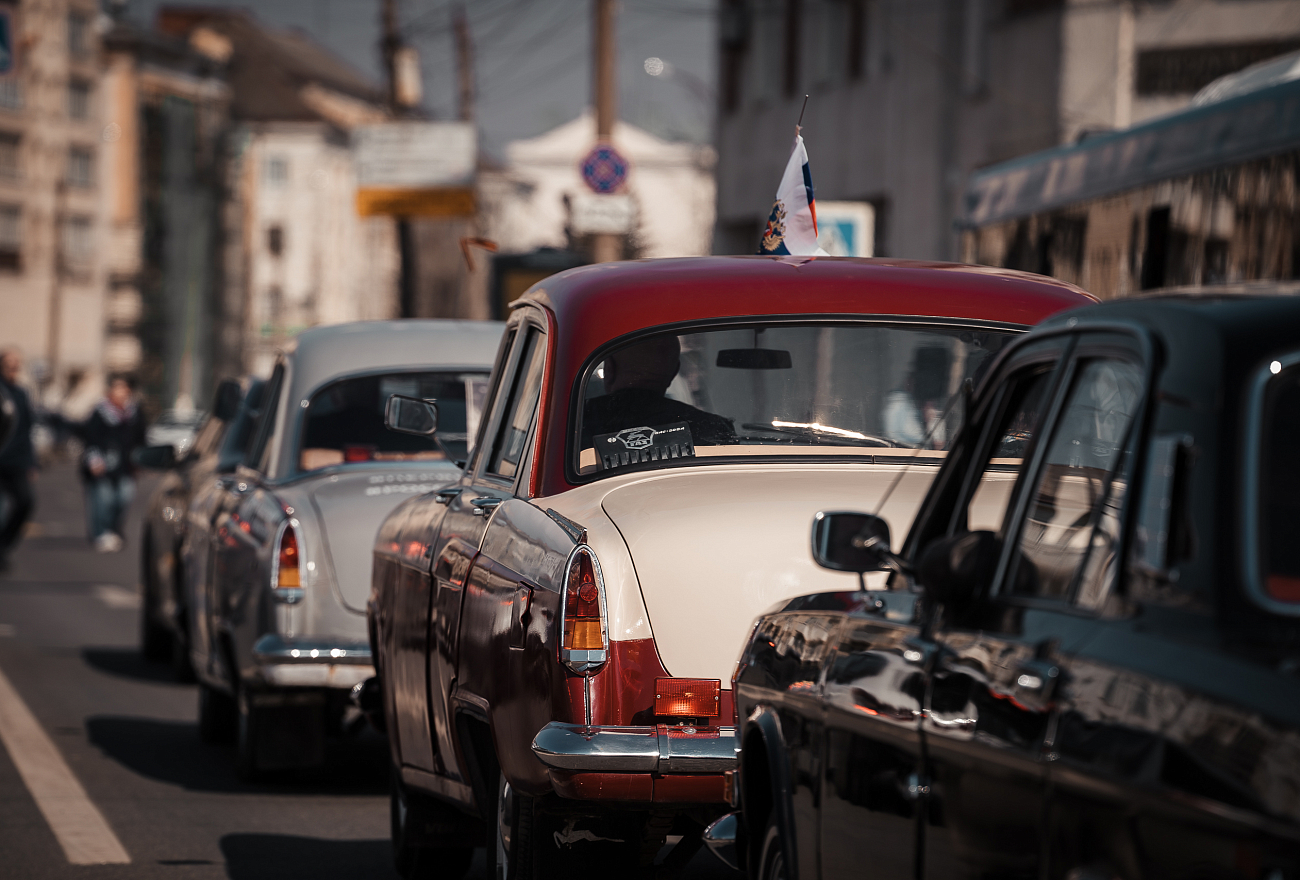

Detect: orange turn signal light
[655,678,720,717]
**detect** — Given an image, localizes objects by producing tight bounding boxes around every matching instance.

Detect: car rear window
[574,321,1016,477]
[1260,359,1300,604]
[299,371,487,472]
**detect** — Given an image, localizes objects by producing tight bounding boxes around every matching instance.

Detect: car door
[922,336,1147,880]
[205,363,285,686]
[447,318,550,785]
[819,589,927,880]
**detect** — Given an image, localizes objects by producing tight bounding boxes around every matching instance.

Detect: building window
[0,132,18,179]
[750,0,785,103]
[265,155,289,185]
[806,0,849,87]
[68,12,90,58]
[1137,41,1300,96]
[267,224,284,256]
[61,215,92,273]
[0,79,21,112]
[67,146,93,187]
[68,80,91,120]
[0,204,20,271]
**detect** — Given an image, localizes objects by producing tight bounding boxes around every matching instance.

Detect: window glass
[1012,358,1143,601]
[190,416,225,460]
[1260,361,1300,604]
[488,328,546,480]
[298,371,486,472]
[576,322,1014,477]
[965,366,1055,534]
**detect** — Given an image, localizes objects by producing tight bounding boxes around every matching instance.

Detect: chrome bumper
[252,634,374,689]
[531,722,737,774]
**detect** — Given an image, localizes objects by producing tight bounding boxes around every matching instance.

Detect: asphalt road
[0,462,740,880]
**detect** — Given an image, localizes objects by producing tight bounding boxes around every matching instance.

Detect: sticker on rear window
[593,421,694,470]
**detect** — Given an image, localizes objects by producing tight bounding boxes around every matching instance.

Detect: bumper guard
[531,721,737,774]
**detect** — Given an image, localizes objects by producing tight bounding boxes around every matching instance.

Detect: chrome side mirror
[385,395,438,436]
[811,511,892,574]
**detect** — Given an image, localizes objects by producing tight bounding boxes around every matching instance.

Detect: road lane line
[93,584,141,610]
[0,666,130,864]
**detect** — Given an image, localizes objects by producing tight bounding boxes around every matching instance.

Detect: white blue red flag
[758,133,825,256]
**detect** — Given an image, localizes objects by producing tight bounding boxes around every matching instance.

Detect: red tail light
[560,547,606,674]
[274,525,301,589]
[343,444,375,463]
[655,678,720,717]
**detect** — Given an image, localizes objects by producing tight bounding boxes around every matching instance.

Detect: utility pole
[454,4,474,123]
[380,0,416,317]
[591,0,620,263]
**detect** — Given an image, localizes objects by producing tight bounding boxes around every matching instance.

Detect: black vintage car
[719,294,1300,880]
[136,377,264,678]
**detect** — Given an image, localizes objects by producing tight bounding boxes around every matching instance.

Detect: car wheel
[755,815,789,880]
[489,770,536,880]
[139,536,171,662]
[390,769,473,880]
[168,570,195,684]
[197,682,236,744]
[235,685,264,781]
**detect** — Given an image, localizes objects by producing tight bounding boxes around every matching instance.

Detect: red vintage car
[365,256,1094,878]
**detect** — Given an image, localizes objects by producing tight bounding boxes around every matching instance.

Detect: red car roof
[521,255,1096,495]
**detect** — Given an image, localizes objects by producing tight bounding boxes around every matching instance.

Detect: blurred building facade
[478,110,716,315]
[0,0,111,414]
[100,23,229,415]
[157,9,400,380]
[961,52,1300,297]
[713,0,1300,261]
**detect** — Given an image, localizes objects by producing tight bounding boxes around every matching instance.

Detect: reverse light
[272,522,304,603]
[655,678,720,717]
[560,546,607,675]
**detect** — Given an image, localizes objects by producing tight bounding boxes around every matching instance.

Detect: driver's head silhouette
[604,335,681,395]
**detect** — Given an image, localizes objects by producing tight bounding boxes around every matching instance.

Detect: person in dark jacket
[80,376,146,553]
[0,349,36,571]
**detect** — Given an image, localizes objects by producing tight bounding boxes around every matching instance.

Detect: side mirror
[811,511,892,574]
[916,530,1000,606]
[133,444,178,470]
[385,395,438,436]
[212,378,242,422]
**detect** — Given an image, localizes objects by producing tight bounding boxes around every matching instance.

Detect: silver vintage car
[182,320,502,778]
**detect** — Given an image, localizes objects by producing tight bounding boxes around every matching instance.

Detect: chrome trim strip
[531,722,737,774]
[557,545,609,676]
[252,634,372,664]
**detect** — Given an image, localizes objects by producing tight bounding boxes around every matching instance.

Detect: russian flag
[758,134,826,256]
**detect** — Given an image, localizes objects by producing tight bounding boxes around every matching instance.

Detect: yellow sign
[355,187,476,217]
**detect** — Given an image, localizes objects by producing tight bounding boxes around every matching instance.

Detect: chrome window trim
[558,544,609,676]
[1243,347,1300,617]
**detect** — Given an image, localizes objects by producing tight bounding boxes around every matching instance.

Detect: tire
[488,770,536,880]
[197,682,236,744]
[390,770,474,880]
[168,567,196,684]
[235,685,263,781]
[754,815,789,880]
[139,535,171,662]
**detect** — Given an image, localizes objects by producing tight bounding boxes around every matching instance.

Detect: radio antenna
[796,94,809,134]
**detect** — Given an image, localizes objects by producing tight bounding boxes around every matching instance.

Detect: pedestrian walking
[80,376,146,553]
[0,349,36,572]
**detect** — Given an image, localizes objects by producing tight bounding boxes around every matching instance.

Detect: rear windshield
[1261,359,1300,604]
[575,322,1016,477]
[299,371,488,472]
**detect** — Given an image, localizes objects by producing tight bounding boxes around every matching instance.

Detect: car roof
[284,320,504,395]
[523,256,1097,496]
[519,257,1096,361]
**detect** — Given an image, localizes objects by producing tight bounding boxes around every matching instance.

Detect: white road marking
[92,585,141,611]
[0,666,131,864]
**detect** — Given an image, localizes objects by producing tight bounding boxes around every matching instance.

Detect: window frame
[243,362,285,476]
[480,320,548,488]
[1242,346,1300,618]
[564,314,1027,486]
[989,329,1154,612]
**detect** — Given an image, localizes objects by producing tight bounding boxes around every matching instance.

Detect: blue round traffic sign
[580,143,629,194]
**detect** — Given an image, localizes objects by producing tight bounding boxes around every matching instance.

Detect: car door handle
[470,496,502,516]
[435,488,462,505]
